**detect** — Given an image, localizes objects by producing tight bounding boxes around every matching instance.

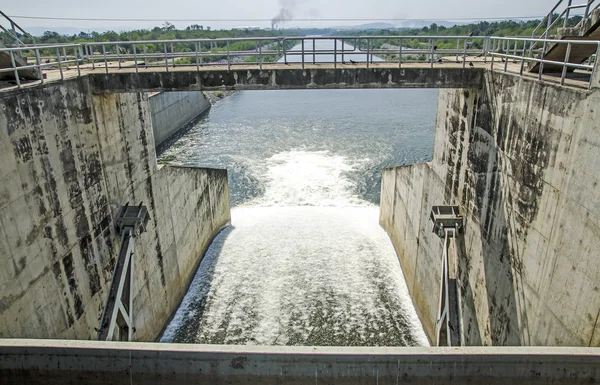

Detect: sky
[3,0,569,33]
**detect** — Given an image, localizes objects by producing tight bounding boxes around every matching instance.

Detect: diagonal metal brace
[97,203,149,341]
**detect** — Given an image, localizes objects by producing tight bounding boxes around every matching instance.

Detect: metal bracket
[96,203,149,341]
[430,206,463,347]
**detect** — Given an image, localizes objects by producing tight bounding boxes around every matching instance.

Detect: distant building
[232,26,261,31]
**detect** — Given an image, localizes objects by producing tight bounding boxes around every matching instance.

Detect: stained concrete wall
[149,91,210,147]
[381,71,600,347]
[89,67,484,92]
[0,77,230,341]
[2,340,599,385]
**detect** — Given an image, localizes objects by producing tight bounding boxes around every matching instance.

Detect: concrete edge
[1,339,599,356]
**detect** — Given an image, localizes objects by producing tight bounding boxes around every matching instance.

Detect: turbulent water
[158,88,437,346]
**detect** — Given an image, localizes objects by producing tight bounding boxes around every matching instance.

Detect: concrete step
[0,41,41,80]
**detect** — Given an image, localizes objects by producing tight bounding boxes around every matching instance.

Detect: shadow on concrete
[157,225,234,342]
[454,233,483,345]
[470,75,529,345]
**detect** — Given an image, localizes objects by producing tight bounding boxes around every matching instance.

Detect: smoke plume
[272,0,297,29]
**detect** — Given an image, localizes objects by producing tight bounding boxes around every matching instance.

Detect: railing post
[341,38,344,64]
[259,44,263,70]
[301,39,305,69]
[561,42,572,85]
[564,0,573,28]
[56,47,64,80]
[334,38,337,69]
[88,45,95,70]
[584,0,591,22]
[430,38,434,68]
[74,46,81,77]
[456,39,460,62]
[170,43,175,67]
[102,44,108,73]
[9,50,21,88]
[199,42,203,68]
[195,42,200,71]
[35,48,43,84]
[367,39,370,69]
[491,40,495,71]
[399,39,402,68]
[313,39,316,64]
[117,44,122,69]
[164,43,169,72]
[133,44,138,74]
[589,44,600,89]
[227,40,231,72]
[462,39,467,68]
[539,41,547,80]
[483,37,489,63]
[520,40,527,75]
[504,41,509,72]
[283,38,287,63]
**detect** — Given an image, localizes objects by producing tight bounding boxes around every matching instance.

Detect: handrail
[0,36,598,91]
[532,0,600,40]
[0,10,36,47]
[490,36,599,89]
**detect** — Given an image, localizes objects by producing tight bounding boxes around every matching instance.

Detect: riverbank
[204,90,236,105]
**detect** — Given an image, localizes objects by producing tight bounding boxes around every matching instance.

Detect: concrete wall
[1,340,599,384]
[0,77,230,341]
[89,67,484,92]
[149,91,210,147]
[381,71,600,347]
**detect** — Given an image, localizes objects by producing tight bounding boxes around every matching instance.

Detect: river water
[157,54,438,346]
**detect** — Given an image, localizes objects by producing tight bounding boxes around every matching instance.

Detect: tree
[430,23,438,33]
[162,22,175,31]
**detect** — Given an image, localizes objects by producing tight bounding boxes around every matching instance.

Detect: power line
[8,14,548,23]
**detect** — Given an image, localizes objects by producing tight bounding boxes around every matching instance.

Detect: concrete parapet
[88,67,485,92]
[1,339,599,384]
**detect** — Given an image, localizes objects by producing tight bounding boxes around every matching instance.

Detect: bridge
[1,34,599,92]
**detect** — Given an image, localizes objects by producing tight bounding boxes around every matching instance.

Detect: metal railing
[80,35,489,73]
[0,10,36,48]
[0,35,598,90]
[0,43,83,87]
[532,0,600,40]
[490,36,599,89]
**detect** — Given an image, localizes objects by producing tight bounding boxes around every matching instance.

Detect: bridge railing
[79,35,490,73]
[82,37,285,72]
[280,35,490,68]
[1,36,599,90]
[0,43,83,87]
[489,36,599,89]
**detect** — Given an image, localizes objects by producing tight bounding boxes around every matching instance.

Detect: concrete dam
[1,30,600,383]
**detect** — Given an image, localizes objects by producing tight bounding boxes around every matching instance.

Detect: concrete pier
[0,77,231,341]
[380,69,600,346]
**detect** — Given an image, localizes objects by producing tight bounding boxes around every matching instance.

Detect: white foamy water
[160,150,429,346]
[244,150,370,207]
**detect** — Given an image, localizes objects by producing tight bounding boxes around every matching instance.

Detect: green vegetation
[0,15,585,62]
